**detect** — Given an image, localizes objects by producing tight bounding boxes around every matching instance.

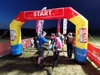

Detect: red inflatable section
[87,43,100,68]
[15,7,79,22]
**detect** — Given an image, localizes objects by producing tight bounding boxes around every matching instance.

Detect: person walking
[36,31,48,70]
[52,33,63,68]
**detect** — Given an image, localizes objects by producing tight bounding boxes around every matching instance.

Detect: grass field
[88,35,100,47]
[0,35,100,47]
[0,35,100,75]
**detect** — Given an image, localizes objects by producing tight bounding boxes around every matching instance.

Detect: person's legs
[37,56,44,64]
[37,47,44,70]
[67,44,70,58]
[37,57,42,69]
[53,51,59,67]
[69,44,73,58]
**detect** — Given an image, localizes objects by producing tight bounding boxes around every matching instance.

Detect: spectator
[66,32,75,58]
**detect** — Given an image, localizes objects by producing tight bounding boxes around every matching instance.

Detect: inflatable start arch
[10,7,88,63]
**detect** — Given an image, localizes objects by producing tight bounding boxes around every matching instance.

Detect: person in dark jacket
[66,32,75,58]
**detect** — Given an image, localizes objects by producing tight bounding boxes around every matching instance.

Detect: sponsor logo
[79,28,87,43]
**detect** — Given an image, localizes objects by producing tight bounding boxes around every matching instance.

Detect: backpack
[60,35,64,41]
[34,36,40,48]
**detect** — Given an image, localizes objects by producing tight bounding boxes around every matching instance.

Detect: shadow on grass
[0,51,100,75]
[81,59,100,75]
[0,54,76,73]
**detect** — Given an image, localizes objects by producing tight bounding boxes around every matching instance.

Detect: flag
[57,19,61,33]
[36,7,47,35]
[63,18,67,34]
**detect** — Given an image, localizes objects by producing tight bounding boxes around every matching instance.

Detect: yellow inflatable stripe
[10,19,25,45]
[69,15,88,49]
[69,15,88,26]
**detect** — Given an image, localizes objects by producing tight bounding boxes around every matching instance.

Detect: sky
[0,0,100,30]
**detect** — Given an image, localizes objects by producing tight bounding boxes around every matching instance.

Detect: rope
[88,33,100,46]
[21,32,26,39]
[0,30,8,39]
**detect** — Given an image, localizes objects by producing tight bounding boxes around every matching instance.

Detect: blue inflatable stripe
[74,47,87,63]
[11,44,22,55]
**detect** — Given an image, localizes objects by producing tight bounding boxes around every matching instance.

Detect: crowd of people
[33,31,75,70]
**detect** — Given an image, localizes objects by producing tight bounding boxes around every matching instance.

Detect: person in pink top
[55,35,63,49]
[50,33,56,43]
[48,33,56,51]
[52,32,63,68]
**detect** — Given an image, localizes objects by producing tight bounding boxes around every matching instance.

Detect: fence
[0,42,11,57]
[0,38,33,57]
[87,43,100,68]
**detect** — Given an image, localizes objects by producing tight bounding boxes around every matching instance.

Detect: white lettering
[92,50,100,61]
[37,11,40,16]
[12,49,18,51]
[48,10,52,15]
[44,10,48,16]
[34,12,37,17]
[40,11,44,16]
[33,10,52,17]
[77,52,86,56]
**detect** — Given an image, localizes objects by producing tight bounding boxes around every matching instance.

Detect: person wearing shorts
[36,31,48,70]
[38,47,44,57]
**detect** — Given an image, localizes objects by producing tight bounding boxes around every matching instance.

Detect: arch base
[74,47,87,63]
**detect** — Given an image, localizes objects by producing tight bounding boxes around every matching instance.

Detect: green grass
[0,37,10,43]
[88,35,100,47]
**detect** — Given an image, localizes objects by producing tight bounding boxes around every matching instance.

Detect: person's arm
[42,37,48,43]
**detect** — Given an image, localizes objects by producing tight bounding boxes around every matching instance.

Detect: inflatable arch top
[10,7,88,63]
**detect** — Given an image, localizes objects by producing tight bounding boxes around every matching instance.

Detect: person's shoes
[41,60,45,65]
[69,56,72,58]
[36,66,42,71]
[36,64,42,71]
[68,56,72,59]
[54,62,58,67]
[55,63,58,67]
